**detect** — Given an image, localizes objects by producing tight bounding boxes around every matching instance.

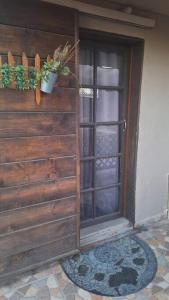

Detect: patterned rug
[62,235,157,297]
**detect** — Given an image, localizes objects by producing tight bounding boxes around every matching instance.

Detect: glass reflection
[80,48,93,85]
[80,88,93,123]
[80,161,93,189]
[80,192,93,221]
[80,127,93,157]
[96,90,119,122]
[95,188,119,217]
[97,51,122,86]
[95,157,119,187]
[96,126,119,156]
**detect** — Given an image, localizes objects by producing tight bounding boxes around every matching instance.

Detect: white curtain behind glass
[80,48,121,219]
[97,51,120,86]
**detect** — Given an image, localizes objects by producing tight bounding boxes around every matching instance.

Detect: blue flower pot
[41,72,58,94]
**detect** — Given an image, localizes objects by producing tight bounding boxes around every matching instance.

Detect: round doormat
[62,235,157,297]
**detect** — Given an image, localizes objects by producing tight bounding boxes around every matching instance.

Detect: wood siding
[0,0,79,281]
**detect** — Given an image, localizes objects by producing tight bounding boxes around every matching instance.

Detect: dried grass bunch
[41,41,79,81]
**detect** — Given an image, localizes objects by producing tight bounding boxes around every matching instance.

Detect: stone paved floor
[1,218,169,300]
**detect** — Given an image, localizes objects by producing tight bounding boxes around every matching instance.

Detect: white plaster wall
[79,13,169,223]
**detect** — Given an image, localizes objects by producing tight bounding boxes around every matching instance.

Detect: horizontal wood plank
[0,235,77,279]
[0,113,76,138]
[58,72,76,88]
[0,216,77,258]
[0,0,75,36]
[0,24,75,58]
[0,88,76,112]
[0,196,76,235]
[1,55,75,66]
[0,135,76,163]
[0,177,76,212]
[58,70,76,88]
[0,157,76,188]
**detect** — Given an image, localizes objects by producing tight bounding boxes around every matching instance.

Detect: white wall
[79,13,169,223]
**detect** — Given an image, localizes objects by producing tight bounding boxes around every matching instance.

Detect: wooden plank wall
[0,0,79,282]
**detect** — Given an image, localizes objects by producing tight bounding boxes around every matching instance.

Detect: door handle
[123,120,127,132]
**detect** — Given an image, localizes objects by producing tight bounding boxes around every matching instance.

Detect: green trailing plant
[14,65,29,90]
[0,64,41,91]
[14,65,41,91]
[41,41,79,82]
[1,63,12,88]
[28,67,41,90]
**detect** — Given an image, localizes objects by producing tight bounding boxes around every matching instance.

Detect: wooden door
[79,39,130,227]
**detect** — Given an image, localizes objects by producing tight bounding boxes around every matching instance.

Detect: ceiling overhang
[43,0,155,28]
[111,0,169,17]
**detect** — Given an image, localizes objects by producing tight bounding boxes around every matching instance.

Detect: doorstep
[80,217,133,248]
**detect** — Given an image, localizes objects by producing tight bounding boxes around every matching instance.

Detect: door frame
[78,28,144,226]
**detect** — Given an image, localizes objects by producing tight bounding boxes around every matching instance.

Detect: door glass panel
[80,48,93,85]
[95,187,119,217]
[80,127,93,157]
[80,88,93,123]
[80,161,93,189]
[95,157,119,187]
[96,126,119,156]
[97,50,123,86]
[96,90,119,122]
[80,192,93,221]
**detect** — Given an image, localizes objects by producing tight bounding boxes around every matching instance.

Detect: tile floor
[1,218,169,300]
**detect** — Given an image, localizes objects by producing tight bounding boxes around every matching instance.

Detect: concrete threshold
[80,217,133,248]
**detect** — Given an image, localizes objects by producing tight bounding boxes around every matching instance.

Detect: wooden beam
[43,0,156,28]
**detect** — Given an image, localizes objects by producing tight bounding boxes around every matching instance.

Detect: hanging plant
[1,63,12,88]
[41,41,79,94]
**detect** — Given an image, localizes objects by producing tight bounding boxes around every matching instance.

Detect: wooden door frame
[78,28,144,226]
[123,40,144,224]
